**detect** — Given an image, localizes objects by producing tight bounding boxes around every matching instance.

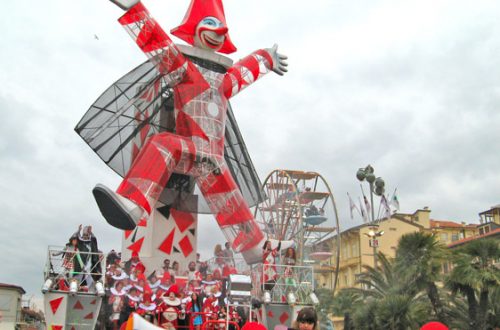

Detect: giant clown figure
[88,0,287,264]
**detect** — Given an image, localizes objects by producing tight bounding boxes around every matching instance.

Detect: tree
[446,239,500,330]
[349,253,429,329]
[395,232,449,324]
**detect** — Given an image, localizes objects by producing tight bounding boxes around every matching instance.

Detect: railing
[252,263,315,305]
[204,256,252,276]
[201,320,241,330]
[42,246,105,295]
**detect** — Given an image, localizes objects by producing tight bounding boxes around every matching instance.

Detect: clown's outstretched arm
[110,0,189,84]
[223,44,288,99]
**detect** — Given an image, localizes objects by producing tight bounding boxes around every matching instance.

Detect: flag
[391,191,400,211]
[347,193,357,220]
[359,197,369,223]
[381,195,391,218]
[363,195,371,215]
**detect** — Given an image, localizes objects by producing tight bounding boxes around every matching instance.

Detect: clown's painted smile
[194,16,227,52]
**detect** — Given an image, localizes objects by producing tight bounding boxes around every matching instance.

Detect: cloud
[1,0,500,301]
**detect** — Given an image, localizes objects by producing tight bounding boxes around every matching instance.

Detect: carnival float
[41,0,340,328]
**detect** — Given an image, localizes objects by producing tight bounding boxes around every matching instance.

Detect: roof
[430,220,478,229]
[0,283,26,294]
[338,214,423,236]
[448,227,500,248]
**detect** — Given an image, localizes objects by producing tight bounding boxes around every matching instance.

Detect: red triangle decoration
[73,300,84,310]
[178,235,194,257]
[51,326,63,330]
[84,312,94,319]
[71,327,76,330]
[90,299,97,305]
[137,219,147,227]
[171,208,195,233]
[50,297,64,314]
[127,237,145,254]
[268,310,274,318]
[124,230,133,240]
[158,229,175,254]
[279,312,289,324]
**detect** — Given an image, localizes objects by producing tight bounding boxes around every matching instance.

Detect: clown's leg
[93,132,194,230]
[196,162,265,264]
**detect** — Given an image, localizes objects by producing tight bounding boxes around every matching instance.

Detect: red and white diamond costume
[93,0,288,264]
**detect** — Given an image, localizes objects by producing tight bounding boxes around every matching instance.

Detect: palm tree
[446,239,500,330]
[394,232,449,324]
[349,253,429,329]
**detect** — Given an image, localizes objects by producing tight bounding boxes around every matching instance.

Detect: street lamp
[357,165,385,268]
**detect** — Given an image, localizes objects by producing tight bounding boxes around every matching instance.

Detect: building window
[440,233,448,242]
[451,233,459,242]
[485,226,490,234]
[351,243,358,257]
[479,228,484,235]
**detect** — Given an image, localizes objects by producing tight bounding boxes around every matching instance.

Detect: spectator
[124,251,140,274]
[283,247,297,286]
[262,240,281,290]
[289,307,318,330]
[214,244,224,266]
[171,261,180,276]
[137,291,157,323]
[119,287,140,326]
[188,292,203,330]
[223,242,235,266]
[109,282,126,329]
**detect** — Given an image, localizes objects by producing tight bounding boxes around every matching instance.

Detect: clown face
[193,16,227,52]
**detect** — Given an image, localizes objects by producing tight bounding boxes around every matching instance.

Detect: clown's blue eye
[201,17,221,27]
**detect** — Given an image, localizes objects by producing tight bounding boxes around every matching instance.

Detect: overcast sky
[1,0,500,303]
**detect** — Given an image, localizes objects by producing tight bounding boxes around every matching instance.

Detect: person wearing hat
[119,287,140,327]
[124,251,140,274]
[137,291,157,323]
[91,0,288,266]
[158,285,182,329]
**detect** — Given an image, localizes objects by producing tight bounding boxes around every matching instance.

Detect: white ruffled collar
[127,294,141,302]
[139,303,157,311]
[110,287,126,296]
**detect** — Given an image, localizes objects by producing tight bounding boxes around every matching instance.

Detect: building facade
[0,283,25,330]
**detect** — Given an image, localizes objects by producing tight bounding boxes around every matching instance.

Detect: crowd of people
[49,227,304,329]
[102,247,245,329]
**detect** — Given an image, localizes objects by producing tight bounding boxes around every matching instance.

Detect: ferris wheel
[253,169,341,290]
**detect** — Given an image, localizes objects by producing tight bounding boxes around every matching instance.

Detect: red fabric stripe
[255,49,274,69]
[136,19,169,53]
[118,2,148,25]
[242,55,260,81]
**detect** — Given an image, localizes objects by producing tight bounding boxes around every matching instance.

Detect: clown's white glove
[110,0,139,10]
[266,44,288,76]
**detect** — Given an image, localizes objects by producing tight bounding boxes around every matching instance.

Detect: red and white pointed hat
[171,0,237,54]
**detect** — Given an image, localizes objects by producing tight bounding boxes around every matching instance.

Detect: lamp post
[356,165,385,269]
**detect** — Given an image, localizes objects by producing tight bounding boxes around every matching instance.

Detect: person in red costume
[92,0,288,265]
[158,285,182,329]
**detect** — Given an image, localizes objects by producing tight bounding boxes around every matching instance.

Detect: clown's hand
[266,44,288,76]
[110,0,139,10]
